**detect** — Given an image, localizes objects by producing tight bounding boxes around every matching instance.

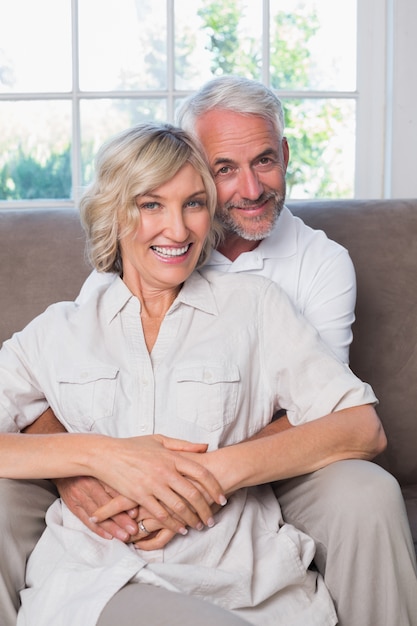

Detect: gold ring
[138,519,150,534]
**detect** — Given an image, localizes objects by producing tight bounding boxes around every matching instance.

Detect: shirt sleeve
[300,247,356,365]
[259,280,377,426]
[0,309,60,432]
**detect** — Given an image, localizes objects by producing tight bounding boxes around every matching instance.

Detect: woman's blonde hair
[79,122,222,274]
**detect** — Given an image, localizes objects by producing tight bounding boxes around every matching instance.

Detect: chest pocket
[176,364,240,432]
[57,365,119,431]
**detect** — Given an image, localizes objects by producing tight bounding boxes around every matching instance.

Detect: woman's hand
[90,434,227,536]
[130,509,177,551]
[96,499,225,551]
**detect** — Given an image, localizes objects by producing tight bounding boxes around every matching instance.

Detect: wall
[356,0,416,199]
[390,0,417,198]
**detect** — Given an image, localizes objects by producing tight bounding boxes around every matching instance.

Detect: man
[1,76,416,626]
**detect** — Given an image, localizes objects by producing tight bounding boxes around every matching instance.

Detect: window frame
[0,0,390,209]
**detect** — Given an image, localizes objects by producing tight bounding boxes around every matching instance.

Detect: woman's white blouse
[0,270,376,626]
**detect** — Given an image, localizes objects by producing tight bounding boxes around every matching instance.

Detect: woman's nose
[164,209,189,241]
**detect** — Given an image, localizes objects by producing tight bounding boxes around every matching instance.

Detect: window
[0,0,394,206]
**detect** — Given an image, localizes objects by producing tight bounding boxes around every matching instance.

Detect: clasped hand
[55,433,226,546]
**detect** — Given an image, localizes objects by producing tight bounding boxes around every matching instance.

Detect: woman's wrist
[78,433,112,479]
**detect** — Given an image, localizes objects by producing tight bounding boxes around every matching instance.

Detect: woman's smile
[150,243,193,261]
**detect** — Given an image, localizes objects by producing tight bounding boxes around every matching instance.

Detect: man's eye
[216,165,232,176]
[256,156,278,169]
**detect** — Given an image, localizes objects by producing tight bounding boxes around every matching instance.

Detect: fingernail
[89,516,98,524]
[126,524,137,534]
[196,522,204,531]
[179,527,188,536]
[115,529,130,541]
[219,495,227,506]
[207,517,215,528]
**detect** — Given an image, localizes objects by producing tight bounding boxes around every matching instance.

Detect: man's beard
[217,189,286,242]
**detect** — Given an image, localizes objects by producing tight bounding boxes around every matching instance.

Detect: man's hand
[92,499,224,552]
[55,476,139,541]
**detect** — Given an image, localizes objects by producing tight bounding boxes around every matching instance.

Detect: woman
[0,123,382,626]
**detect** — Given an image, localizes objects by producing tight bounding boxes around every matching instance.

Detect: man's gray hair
[177,75,285,139]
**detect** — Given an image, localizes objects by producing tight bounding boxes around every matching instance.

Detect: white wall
[390,0,417,197]
[355,0,416,199]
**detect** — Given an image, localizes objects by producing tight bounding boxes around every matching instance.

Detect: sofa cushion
[290,199,417,488]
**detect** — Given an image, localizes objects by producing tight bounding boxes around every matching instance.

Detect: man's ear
[281,137,290,171]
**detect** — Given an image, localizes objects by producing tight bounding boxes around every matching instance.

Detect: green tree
[0,146,71,200]
[197,0,257,76]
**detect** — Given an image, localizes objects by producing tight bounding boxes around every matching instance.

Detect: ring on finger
[138,519,150,534]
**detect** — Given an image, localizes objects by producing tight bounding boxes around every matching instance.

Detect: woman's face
[120,163,211,297]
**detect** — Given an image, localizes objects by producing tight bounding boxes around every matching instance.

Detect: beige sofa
[0,199,416,554]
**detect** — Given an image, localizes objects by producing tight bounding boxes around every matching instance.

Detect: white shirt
[205,206,356,363]
[79,207,356,363]
[0,271,375,626]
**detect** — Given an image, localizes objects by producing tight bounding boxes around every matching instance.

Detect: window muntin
[0,0,359,204]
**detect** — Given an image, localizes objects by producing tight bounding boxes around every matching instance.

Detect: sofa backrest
[1,200,416,487]
[0,208,90,344]
[290,199,417,486]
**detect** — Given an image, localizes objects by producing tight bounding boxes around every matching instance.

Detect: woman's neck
[138,287,180,353]
[139,289,178,319]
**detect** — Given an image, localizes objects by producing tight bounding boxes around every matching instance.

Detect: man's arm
[24,407,67,434]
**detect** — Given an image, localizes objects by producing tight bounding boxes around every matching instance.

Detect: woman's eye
[186,199,206,209]
[141,201,159,210]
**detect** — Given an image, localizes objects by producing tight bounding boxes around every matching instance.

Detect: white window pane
[80,98,167,185]
[0,101,72,200]
[78,0,167,91]
[0,0,71,93]
[175,0,263,89]
[284,99,355,198]
[270,0,357,91]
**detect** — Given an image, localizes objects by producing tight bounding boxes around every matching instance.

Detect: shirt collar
[100,271,218,323]
[172,270,218,316]
[102,275,135,323]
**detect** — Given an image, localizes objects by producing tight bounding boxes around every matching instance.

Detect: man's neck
[216,234,262,262]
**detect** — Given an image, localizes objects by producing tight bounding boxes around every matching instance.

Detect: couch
[0,199,416,554]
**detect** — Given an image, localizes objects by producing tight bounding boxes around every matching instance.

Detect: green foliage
[270,10,319,89]
[198,0,243,75]
[0,146,72,200]
[197,0,259,77]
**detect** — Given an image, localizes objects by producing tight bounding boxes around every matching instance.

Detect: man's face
[194,109,289,243]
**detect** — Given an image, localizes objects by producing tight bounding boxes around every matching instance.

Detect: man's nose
[238,167,264,200]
